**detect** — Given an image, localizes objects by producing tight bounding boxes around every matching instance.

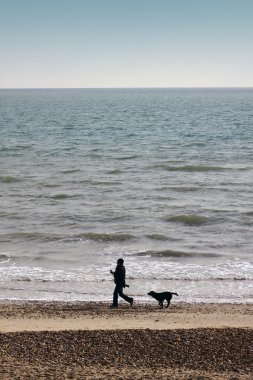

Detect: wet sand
[0,301,252,379]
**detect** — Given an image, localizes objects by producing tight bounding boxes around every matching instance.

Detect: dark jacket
[113,264,126,287]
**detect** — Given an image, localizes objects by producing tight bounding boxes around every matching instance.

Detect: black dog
[148,291,178,308]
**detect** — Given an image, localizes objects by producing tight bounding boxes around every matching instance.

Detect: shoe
[110,304,118,308]
[130,298,134,306]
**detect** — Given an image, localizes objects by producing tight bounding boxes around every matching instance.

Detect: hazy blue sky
[1,0,253,88]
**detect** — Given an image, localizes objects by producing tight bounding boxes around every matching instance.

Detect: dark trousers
[112,284,132,306]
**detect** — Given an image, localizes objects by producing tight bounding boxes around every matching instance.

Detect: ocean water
[0,88,252,303]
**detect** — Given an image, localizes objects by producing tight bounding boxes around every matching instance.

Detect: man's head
[117,258,124,265]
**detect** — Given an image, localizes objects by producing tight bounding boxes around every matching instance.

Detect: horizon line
[1,86,253,90]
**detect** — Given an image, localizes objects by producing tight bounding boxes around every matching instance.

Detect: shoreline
[0,301,252,379]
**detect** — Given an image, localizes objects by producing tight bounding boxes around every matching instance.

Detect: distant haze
[0,0,253,88]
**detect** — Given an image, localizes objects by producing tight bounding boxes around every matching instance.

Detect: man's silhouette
[110,258,134,308]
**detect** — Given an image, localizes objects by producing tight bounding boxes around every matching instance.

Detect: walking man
[110,258,134,308]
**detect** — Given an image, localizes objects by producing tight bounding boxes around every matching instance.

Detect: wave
[166,214,212,226]
[136,249,219,258]
[165,186,199,192]
[152,164,225,172]
[0,254,10,263]
[243,211,253,225]
[245,211,253,217]
[50,194,73,200]
[0,232,64,242]
[45,193,85,200]
[39,183,61,188]
[1,258,253,284]
[129,275,253,281]
[89,180,121,186]
[131,275,253,281]
[106,169,122,175]
[1,271,252,283]
[0,211,20,218]
[60,169,81,174]
[117,155,139,160]
[77,179,121,186]
[0,145,31,155]
[79,232,135,242]
[0,231,136,243]
[145,234,169,241]
[0,176,21,183]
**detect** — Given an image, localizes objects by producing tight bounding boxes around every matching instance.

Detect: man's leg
[112,285,120,307]
[119,287,134,305]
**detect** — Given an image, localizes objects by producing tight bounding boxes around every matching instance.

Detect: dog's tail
[172,292,178,296]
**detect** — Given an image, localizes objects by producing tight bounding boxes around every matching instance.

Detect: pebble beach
[0,301,252,379]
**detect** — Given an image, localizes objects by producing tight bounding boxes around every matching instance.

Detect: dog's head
[148,291,155,296]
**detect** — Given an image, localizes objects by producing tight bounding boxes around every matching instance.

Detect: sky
[0,0,253,88]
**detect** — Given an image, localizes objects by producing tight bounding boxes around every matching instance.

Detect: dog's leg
[159,301,163,308]
[165,300,171,308]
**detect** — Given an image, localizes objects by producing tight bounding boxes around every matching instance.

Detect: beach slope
[0,302,252,379]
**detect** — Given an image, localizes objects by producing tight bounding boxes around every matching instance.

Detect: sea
[0,88,252,303]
